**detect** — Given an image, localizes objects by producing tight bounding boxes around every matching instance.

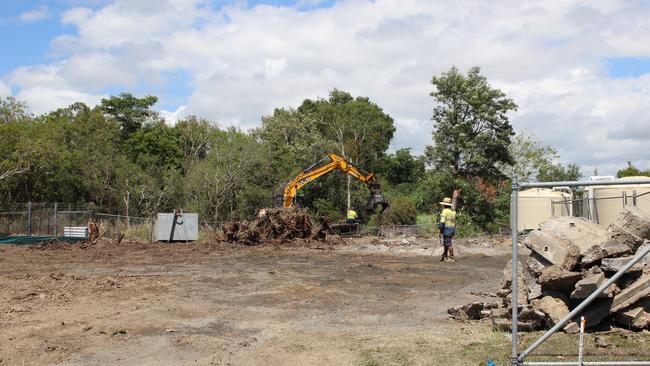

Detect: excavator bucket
[366,182,390,214]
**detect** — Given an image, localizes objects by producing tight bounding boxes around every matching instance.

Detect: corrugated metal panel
[63,226,88,238]
[155,213,199,242]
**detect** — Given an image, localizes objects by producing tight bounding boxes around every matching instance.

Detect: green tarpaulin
[0,235,86,245]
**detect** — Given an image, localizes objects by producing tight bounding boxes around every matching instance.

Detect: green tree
[175,116,220,168]
[258,90,395,214]
[536,162,582,182]
[0,97,31,124]
[426,66,517,180]
[124,121,182,170]
[0,98,32,187]
[296,89,395,210]
[100,93,158,138]
[378,148,425,186]
[184,128,272,223]
[617,161,650,178]
[499,130,558,182]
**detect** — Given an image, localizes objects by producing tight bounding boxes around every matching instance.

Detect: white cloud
[20,5,51,22]
[5,0,650,175]
[0,80,10,97]
[160,105,187,125]
[16,87,105,115]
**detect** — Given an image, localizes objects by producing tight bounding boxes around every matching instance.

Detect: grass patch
[358,350,382,366]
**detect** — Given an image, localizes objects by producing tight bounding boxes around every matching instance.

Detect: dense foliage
[0,67,591,231]
[617,162,650,178]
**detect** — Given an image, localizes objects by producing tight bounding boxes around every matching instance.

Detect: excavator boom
[282,153,389,213]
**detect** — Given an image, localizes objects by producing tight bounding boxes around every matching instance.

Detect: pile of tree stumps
[220,208,329,245]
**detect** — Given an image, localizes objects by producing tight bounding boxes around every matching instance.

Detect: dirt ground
[2,237,648,365]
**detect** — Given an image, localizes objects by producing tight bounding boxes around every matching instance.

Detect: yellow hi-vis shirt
[439,208,456,228]
[347,210,358,220]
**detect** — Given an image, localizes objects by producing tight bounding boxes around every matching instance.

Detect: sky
[1,0,650,177]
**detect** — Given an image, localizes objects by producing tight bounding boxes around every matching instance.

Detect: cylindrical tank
[517,188,572,231]
[589,176,650,227]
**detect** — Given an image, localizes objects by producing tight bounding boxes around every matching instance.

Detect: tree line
[0,66,591,232]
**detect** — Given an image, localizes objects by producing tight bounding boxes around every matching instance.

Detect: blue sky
[0,0,335,109]
[1,0,649,175]
[608,57,650,78]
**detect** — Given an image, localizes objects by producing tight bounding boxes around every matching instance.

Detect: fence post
[53,202,58,238]
[511,176,520,366]
[27,201,32,236]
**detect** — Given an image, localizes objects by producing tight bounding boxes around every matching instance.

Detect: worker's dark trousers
[441,235,453,259]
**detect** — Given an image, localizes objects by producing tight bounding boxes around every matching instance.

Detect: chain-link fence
[0,202,153,241]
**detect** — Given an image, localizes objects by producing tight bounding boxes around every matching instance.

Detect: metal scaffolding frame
[510,177,650,366]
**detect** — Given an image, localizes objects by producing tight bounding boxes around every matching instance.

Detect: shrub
[370,196,417,225]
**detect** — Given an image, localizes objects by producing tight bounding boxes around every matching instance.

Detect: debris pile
[450,208,650,333]
[220,208,329,245]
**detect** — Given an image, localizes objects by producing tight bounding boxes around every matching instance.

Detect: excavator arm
[282,153,389,213]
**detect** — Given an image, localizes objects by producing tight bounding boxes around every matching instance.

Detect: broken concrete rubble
[637,240,650,268]
[614,305,650,330]
[601,256,645,273]
[539,216,608,254]
[607,207,650,250]
[532,295,569,327]
[611,275,650,313]
[525,230,581,270]
[527,251,552,277]
[491,306,546,332]
[452,210,650,333]
[571,272,614,299]
[499,260,528,306]
[528,281,542,300]
[538,266,582,293]
[581,240,633,267]
[564,298,614,333]
[447,302,498,321]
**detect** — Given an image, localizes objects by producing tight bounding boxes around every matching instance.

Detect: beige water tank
[517,188,571,231]
[589,176,650,227]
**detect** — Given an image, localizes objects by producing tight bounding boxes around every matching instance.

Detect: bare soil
[0,238,558,365]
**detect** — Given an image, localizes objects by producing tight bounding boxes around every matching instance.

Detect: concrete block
[538,266,583,294]
[614,305,650,330]
[500,260,528,306]
[539,216,608,254]
[581,240,634,267]
[636,240,650,267]
[525,230,581,270]
[492,306,546,332]
[528,281,543,300]
[607,207,650,250]
[564,298,613,333]
[601,256,645,273]
[447,302,496,321]
[611,275,650,313]
[532,295,570,326]
[571,272,614,299]
[527,251,552,277]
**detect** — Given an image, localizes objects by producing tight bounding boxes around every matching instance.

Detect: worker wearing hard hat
[438,197,456,262]
[346,208,360,224]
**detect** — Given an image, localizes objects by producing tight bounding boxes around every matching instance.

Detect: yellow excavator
[280,153,389,213]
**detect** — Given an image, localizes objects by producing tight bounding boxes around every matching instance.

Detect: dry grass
[317,322,650,366]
